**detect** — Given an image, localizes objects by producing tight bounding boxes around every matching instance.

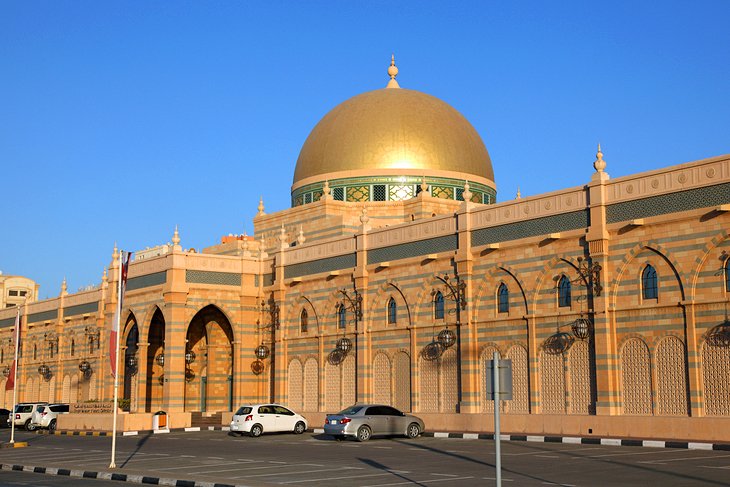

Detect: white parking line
[638,454,730,465]
[156,462,231,471]
[361,476,475,486]
[188,463,326,475]
[587,449,679,458]
[700,465,730,470]
[279,472,393,484]
[233,467,362,479]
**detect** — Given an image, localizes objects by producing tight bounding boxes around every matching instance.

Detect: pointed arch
[303,357,318,411]
[610,243,686,306]
[620,338,652,415]
[393,351,411,412]
[655,336,688,416]
[299,296,320,335]
[702,338,730,416]
[185,304,235,412]
[506,344,529,413]
[373,352,391,405]
[479,345,501,413]
[145,306,165,413]
[474,265,530,321]
[288,358,303,411]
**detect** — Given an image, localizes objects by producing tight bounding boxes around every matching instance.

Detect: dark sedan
[0,408,10,427]
[324,404,424,441]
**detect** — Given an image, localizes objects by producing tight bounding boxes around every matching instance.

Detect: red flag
[5,308,20,391]
[110,251,131,378]
[4,360,16,391]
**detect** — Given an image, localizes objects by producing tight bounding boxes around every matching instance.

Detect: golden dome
[292,76,494,191]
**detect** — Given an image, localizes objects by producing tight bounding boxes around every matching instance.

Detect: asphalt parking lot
[1,430,729,487]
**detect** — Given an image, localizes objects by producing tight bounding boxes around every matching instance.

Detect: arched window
[71,339,75,357]
[497,283,509,313]
[387,297,397,325]
[49,342,54,359]
[300,309,308,333]
[642,265,658,300]
[338,305,347,329]
[558,275,571,308]
[88,336,94,354]
[725,257,730,292]
[434,291,445,320]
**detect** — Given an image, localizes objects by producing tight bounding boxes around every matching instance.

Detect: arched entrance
[122,315,139,412]
[185,305,234,412]
[145,307,165,412]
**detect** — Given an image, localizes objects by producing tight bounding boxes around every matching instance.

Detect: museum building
[1,59,729,440]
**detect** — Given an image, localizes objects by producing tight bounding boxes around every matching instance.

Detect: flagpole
[110,250,123,468]
[9,306,21,444]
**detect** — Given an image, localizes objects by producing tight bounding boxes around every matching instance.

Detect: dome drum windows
[291,179,495,206]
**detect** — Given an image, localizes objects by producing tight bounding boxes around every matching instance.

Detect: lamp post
[542,256,601,354]
[427,273,467,411]
[253,295,280,401]
[334,288,362,359]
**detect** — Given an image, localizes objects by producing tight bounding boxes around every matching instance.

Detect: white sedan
[230,404,308,437]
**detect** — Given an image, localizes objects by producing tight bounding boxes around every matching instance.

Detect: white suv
[8,402,47,430]
[30,403,70,431]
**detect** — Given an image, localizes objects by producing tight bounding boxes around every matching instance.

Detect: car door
[363,406,388,435]
[272,405,296,432]
[256,405,277,432]
[381,406,406,434]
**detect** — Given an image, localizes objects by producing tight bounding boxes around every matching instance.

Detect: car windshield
[337,405,365,415]
[235,406,253,416]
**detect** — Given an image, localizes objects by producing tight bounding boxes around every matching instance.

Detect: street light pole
[435,273,466,409]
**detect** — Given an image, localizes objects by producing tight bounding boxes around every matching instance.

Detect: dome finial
[594,143,606,172]
[257,196,265,216]
[386,54,400,89]
[516,186,521,199]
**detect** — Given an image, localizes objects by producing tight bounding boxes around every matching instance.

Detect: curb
[418,432,730,451]
[1,463,247,487]
[36,427,730,451]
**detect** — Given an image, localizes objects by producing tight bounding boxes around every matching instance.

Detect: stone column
[585,149,619,415]
[162,249,189,412]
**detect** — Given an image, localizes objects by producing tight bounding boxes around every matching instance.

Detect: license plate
[330,419,338,424]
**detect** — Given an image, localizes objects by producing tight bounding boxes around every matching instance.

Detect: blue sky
[1,1,728,299]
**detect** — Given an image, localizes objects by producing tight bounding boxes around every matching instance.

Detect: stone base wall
[303,411,730,442]
[57,411,192,432]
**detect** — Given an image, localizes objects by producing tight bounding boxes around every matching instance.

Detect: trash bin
[152,411,167,430]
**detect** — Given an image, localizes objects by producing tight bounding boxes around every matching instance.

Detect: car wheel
[49,419,57,432]
[294,421,306,434]
[356,425,371,442]
[406,422,421,438]
[25,419,35,431]
[250,424,263,437]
